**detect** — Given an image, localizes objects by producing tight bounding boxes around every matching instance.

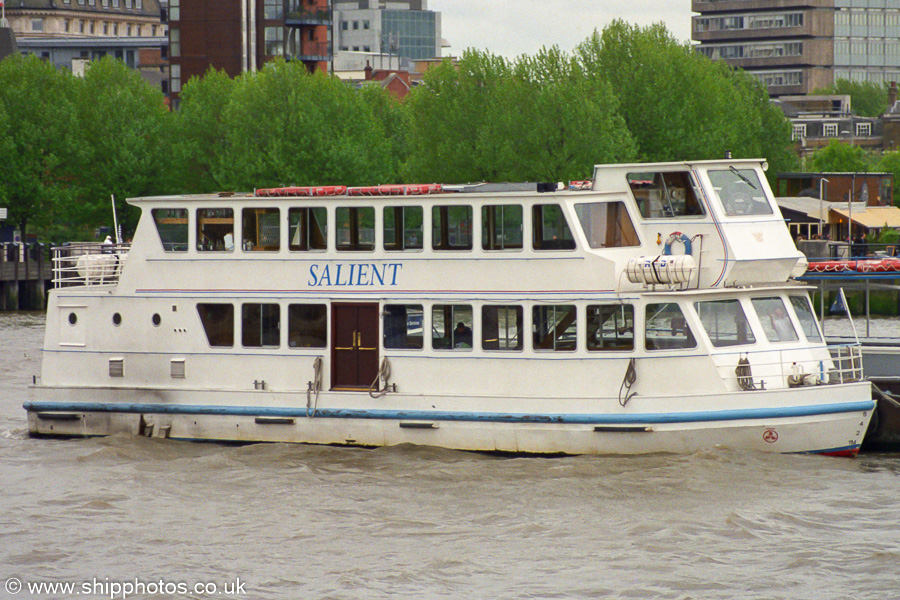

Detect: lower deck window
[432,305,473,350]
[533,305,577,351]
[197,303,234,347]
[482,305,523,351]
[288,304,327,348]
[383,304,424,349]
[587,304,634,351]
[645,303,696,351]
[695,299,756,347]
[242,303,280,347]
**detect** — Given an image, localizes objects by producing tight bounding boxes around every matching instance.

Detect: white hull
[27,382,874,455]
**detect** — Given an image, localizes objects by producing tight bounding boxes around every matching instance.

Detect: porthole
[68,312,77,325]
[112,313,122,326]
[152,313,161,326]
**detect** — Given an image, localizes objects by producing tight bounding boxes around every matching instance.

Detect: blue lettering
[306,263,402,287]
[388,263,402,285]
[357,264,369,285]
[308,264,319,286]
[334,264,346,286]
[319,265,332,286]
[371,264,385,286]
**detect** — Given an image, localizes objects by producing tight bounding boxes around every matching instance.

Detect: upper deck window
[751,297,798,343]
[288,207,327,251]
[433,205,473,251]
[241,208,280,251]
[533,204,575,250]
[336,206,375,251]
[574,201,640,248]
[482,205,523,251]
[708,168,773,217]
[627,171,705,219]
[197,208,234,252]
[695,299,756,347]
[152,208,188,252]
[645,303,697,351]
[384,206,423,251]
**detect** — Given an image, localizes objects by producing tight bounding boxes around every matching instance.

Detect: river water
[2,312,900,600]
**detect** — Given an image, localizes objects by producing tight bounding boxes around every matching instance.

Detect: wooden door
[331,303,380,389]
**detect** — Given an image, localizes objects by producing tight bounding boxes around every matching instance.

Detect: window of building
[789,295,822,342]
[114,23,119,35]
[79,20,85,33]
[587,304,634,351]
[363,20,370,29]
[645,303,696,351]
[136,0,142,7]
[169,28,180,57]
[363,46,371,52]
[383,304,424,349]
[103,23,109,34]
[102,0,108,6]
[65,19,71,32]
[288,207,327,251]
[482,305,523,351]
[533,305,577,351]
[197,208,234,252]
[197,304,234,347]
[126,24,132,35]
[124,0,131,7]
[342,21,348,30]
[170,63,181,93]
[265,27,284,56]
[241,208,280,251]
[432,305,473,350]
[432,205,472,250]
[169,0,178,20]
[384,206,423,251]
[574,201,640,248]
[533,204,575,250]
[792,123,807,141]
[695,299,756,347]
[751,297,798,343]
[336,206,375,251]
[353,20,359,29]
[242,304,280,347]
[482,205,523,250]
[288,304,327,348]
[823,123,838,137]
[90,22,95,33]
[857,122,872,137]
[352,46,359,51]
[264,0,282,19]
[626,171,705,219]
[113,0,119,6]
[152,209,188,252]
[31,19,44,31]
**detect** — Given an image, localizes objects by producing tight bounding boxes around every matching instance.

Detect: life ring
[663,232,692,256]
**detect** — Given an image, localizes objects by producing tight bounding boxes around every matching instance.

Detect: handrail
[52,242,130,288]
[712,344,863,390]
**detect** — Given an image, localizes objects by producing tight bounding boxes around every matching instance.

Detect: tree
[876,151,900,207]
[808,139,873,173]
[70,57,175,237]
[0,55,80,241]
[812,79,888,118]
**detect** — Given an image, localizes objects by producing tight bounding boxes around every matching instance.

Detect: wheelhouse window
[336,206,375,251]
[197,303,234,347]
[789,296,822,343]
[432,205,473,250]
[384,206,423,251]
[645,303,697,351]
[197,208,234,252]
[383,304,424,349]
[627,171,705,218]
[695,299,756,347]
[707,169,774,217]
[482,205,523,250]
[751,297,798,343]
[533,204,575,250]
[533,305,577,351]
[482,305,523,351]
[152,208,188,252]
[242,303,280,347]
[574,201,640,248]
[241,208,280,251]
[432,304,473,350]
[587,304,634,351]
[288,304,326,348]
[288,207,327,251]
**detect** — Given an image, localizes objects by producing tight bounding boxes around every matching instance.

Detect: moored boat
[26,159,874,455]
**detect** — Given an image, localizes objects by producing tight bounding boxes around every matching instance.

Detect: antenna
[111,195,121,244]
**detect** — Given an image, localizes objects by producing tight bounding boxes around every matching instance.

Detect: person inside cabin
[770,307,794,342]
[453,322,473,348]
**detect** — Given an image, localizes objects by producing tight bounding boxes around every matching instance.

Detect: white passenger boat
[26,159,875,456]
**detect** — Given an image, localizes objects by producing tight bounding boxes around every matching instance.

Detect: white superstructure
[26,159,874,456]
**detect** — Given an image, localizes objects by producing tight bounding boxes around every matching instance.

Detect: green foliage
[812,79,888,118]
[876,226,900,244]
[876,151,900,205]
[808,139,874,173]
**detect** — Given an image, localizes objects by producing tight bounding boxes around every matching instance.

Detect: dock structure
[0,242,52,310]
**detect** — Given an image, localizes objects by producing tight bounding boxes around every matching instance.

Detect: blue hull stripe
[23,400,875,425]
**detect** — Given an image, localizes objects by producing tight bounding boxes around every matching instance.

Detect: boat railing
[52,242,130,288]
[714,344,864,390]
